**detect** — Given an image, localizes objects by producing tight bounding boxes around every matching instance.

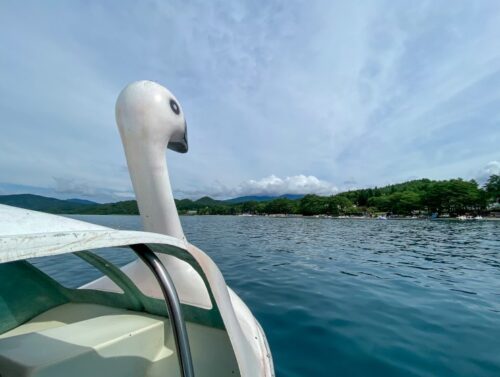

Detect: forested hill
[0,175,498,216]
[0,194,96,213]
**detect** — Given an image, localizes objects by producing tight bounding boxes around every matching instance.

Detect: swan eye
[170,99,180,115]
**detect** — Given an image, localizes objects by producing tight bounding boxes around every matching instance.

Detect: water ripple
[69,215,500,377]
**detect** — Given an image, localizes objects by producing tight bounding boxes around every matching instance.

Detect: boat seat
[0,303,180,377]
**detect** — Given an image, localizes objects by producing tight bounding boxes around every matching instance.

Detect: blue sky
[0,1,499,202]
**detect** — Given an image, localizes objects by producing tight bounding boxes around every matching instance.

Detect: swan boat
[0,81,274,377]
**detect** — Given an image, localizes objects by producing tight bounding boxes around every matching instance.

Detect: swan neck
[125,143,185,240]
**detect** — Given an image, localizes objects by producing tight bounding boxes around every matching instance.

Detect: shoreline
[68,213,500,221]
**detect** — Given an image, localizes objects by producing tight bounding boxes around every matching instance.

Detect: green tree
[484,175,500,203]
[326,196,353,215]
[299,195,328,216]
[264,198,297,214]
[422,179,485,215]
[241,201,258,214]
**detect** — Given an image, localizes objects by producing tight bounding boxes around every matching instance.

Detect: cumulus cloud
[112,191,135,199]
[52,177,132,202]
[476,161,500,184]
[483,161,500,175]
[53,177,97,196]
[236,175,338,196]
[176,175,338,199]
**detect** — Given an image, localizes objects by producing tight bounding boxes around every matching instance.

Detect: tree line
[188,175,500,217]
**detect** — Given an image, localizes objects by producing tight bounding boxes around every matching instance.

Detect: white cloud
[52,177,132,202]
[176,175,338,199]
[483,161,500,175]
[236,175,338,196]
[476,160,500,184]
[112,191,135,199]
[53,177,97,197]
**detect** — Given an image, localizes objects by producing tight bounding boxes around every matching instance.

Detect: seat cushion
[0,303,176,377]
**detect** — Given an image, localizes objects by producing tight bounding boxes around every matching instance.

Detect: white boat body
[0,80,274,376]
[0,205,273,376]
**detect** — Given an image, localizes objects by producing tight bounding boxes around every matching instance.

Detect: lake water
[66,215,500,377]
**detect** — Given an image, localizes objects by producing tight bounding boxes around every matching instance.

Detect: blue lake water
[64,215,500,377]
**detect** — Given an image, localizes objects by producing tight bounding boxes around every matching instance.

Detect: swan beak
[167,121,189,153]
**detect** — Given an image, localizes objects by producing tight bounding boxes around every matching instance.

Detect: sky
[0,1,499,202]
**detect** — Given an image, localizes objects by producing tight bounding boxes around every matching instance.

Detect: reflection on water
[66,215,500,377]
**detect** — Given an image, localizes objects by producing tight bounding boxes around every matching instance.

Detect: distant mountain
[225,194,304,204]
[175,196,223,212]
[0,193,226,215]
[0,192,305,214]
[194,196,222,206]
[66,198,97,205]
[0,194,90,213]
[0,192,303,215]
[75,200,139,215]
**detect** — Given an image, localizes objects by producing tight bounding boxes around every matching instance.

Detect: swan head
[116,80,188,153]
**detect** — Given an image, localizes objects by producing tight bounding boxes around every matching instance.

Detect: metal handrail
[131,244,195,377]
